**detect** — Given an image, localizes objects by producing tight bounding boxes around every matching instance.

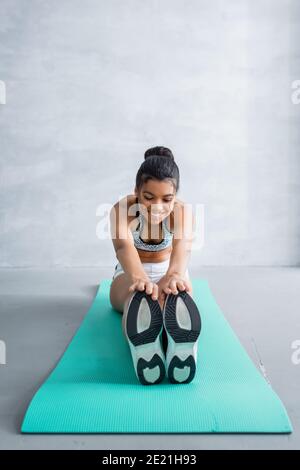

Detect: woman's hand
[156,272,192,306]
[128,275,159,301]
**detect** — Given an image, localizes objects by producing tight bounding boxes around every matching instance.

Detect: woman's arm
[110,202,146,279]
[155,203,194,299]
[166,203,195,277]
[110,201,158,299]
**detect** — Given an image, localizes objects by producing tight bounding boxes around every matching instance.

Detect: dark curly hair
[135,146,180,193]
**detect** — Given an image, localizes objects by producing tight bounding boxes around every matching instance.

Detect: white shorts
[112,258,190,284]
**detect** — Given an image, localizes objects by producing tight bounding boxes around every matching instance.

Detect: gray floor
[0,267,299,450]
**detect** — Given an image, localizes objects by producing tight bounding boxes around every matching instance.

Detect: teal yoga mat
[21,279,292,433]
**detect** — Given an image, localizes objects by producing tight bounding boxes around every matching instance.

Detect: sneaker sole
[124,290,165,385]
[163,290,201,384]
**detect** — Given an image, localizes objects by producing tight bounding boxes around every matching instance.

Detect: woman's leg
[185,270,193,297]
[110,266,192,314]
[153,267,192,355]
[110,270,166,385]
[109,272,136,314]
[155,269,193,307]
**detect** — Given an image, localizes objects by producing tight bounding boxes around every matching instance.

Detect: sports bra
[132,197,173,252]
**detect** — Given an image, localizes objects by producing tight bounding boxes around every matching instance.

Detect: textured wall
[0,0,299,267]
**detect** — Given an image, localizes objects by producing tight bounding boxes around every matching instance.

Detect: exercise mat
[21,279,292,433]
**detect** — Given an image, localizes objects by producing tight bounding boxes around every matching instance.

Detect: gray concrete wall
[0,0,299,267]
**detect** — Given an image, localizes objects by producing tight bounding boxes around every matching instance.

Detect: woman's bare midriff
[136,246,172,263]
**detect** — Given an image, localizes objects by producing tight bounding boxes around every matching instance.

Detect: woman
[109,146,201,386]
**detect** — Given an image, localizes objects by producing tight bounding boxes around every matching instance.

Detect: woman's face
[135,179,176,225]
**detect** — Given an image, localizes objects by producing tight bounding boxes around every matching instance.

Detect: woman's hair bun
[144,146,174,161]
[136,145,179,192]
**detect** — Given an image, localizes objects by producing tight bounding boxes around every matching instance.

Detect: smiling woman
[109,146,201,385]
[110,147,189,300]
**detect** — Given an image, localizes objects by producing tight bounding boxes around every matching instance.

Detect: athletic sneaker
[162,290,201,384]
[122,290,166,385]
